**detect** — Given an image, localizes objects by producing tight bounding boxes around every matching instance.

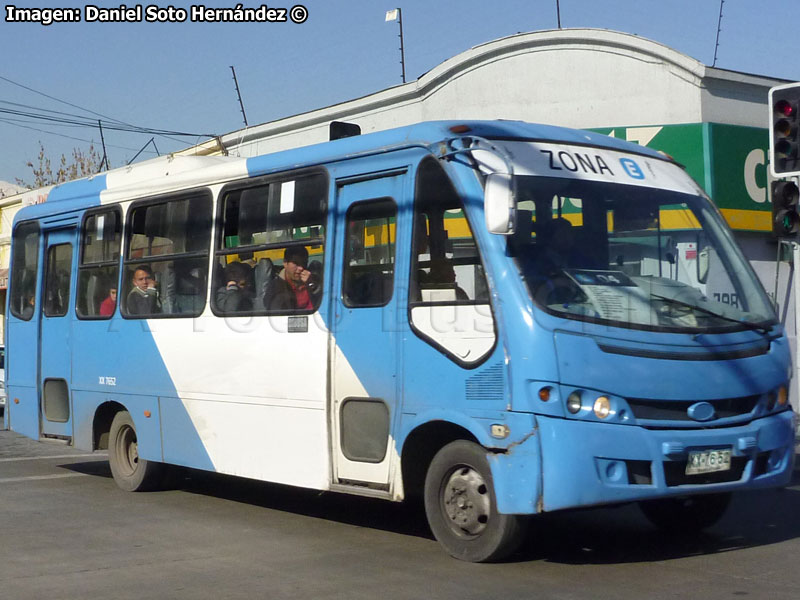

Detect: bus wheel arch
[400,421,479,501]
[93,401,128,450]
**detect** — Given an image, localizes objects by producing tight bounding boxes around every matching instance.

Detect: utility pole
[712,0,725,67]
[230,65,249,127]
[386,8,406,83]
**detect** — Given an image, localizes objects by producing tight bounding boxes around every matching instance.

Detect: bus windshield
[507,176,776,333]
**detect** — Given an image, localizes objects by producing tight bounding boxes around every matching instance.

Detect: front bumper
[490,409,795,515]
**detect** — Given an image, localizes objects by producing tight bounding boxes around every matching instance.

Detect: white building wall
[220,28,782,161]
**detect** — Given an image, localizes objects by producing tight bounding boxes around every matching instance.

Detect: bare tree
[16,142,106,189]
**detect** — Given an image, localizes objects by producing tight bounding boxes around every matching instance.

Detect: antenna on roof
[230,65,249,127]
[556,1,561,29]
[712,0,725,67]
[98,120,109,172]
[128,138,160,165]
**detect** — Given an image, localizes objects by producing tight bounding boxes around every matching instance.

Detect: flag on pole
[385,8,399,21]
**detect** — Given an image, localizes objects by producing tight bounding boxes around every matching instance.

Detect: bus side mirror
[484,173,515,235]
[697,246,710,284]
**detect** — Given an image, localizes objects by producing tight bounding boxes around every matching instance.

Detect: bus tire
[424,440,527,562]
[108,410,164,492]
[639,492,732,533]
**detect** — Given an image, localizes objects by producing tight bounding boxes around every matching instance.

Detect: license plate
[685,448,732,475]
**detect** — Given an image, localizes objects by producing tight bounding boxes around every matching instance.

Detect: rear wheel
[424,440,527,562]
[108,410,165,492]
[639,492,732,533]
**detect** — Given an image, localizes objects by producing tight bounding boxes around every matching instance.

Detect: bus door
[330,171,407,490]
[39,227,77,439]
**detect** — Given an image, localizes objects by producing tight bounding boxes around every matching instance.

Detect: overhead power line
[0,117,163,154]
[1,73,142,127]
[0,73,218,143]
[0,98,109,123]
[0,106,216,138]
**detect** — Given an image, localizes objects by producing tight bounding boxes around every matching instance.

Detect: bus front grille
[627,395,760,423]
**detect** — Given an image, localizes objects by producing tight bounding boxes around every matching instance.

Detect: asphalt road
[1,421,799,600]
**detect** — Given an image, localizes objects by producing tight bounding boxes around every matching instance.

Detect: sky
[1,0,799,187]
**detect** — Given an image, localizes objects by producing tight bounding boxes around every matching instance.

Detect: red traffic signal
[770,84,800,177]
[775,99,796,118]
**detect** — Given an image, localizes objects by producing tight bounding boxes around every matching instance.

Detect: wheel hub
[442,466,491,536]
[116,425,139,476]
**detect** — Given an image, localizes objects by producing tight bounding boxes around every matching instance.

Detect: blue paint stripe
[48,174,108,203]
[14,175,107,224]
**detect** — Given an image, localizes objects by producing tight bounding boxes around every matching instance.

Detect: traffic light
[771,180,800,237]
[770,83,800,177]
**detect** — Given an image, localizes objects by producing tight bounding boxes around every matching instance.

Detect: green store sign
[591,123,771,232]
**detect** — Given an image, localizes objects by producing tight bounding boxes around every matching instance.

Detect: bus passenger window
[77,209,122,319]
[44,244,73,317]
[212,171,327,316]
[342,199,397,307]
[9,221,40,321]
[122,193,212,318]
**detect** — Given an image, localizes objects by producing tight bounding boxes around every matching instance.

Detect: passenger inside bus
[126,265,161,315]
[216,261,255,312]
[21,289,35,320]
[263,246,322,311]
[99,287,117,316]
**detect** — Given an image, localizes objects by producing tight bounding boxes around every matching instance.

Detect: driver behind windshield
[534,217,601,274]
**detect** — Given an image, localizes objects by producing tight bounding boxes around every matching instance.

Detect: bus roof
[14,120,666,224]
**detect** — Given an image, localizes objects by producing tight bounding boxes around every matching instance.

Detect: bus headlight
[593,396,611,419]
[567,391,582,414]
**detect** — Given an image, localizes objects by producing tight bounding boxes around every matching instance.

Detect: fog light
[593,396,611,419]
[567,391,582,414]
[768,449,784,470]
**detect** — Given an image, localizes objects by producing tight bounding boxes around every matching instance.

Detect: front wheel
[424,440,527,562]
[108,410,165,492]
[639,492,732,533]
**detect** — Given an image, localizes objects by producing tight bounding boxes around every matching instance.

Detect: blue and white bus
[5,121,796,561]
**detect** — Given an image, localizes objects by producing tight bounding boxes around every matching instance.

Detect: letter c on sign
[744,149,766,204]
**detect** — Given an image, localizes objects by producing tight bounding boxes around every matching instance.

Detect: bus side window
[342,199,397,307]
[409,158,496,365]
[410,159,489,304]
[76,209,122,319]
[43,243,73,317]
[122,193,212,318]
[212,171,327,316]
[9,221,41,321]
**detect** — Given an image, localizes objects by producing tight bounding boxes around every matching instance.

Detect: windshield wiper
[650,294,772,336]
